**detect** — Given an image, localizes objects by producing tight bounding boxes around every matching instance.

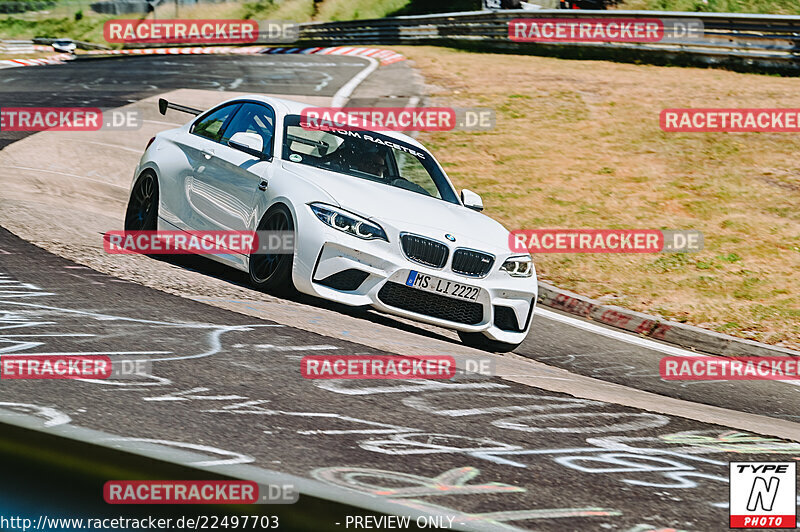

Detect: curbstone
[537,280,799,357]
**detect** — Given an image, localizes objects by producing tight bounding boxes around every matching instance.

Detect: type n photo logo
[730,462,796,528]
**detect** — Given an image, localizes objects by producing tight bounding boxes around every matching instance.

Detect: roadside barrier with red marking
[2,46,405,70]
[0,53,72,69]
[83,45,405,65]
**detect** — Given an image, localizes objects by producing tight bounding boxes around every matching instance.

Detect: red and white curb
[0,53,72,69]
[537,281,800,358]
[83,45,405,66]
[84,45,266,57]
[2,45,405,69]
[264,46,405,66]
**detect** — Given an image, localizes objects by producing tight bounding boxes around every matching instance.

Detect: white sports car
[125,95,537,351]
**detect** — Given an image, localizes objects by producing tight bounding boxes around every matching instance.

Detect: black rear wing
[158,98,203,117]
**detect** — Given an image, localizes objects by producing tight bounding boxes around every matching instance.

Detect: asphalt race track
[0,54,375,149]
[1,54,799,531]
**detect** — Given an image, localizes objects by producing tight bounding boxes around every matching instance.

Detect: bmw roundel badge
[445,234,456,242]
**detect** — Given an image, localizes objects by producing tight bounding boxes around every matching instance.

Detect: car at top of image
[125,95,537,352]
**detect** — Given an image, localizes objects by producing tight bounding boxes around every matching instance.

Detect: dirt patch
[398,46,800,348]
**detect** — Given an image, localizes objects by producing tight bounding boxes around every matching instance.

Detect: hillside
[2,0,798,43]
[618,0,800,15]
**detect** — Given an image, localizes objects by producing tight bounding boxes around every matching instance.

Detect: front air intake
[400,234,449,269]
[452,249,494,278]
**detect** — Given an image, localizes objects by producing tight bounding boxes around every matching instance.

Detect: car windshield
[282,115,459,205]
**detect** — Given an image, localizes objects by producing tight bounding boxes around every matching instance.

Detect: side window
[220,103,276,157]
[191,104,239,143]
[395,151,441,199]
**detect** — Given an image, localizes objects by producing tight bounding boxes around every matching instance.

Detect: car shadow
[155,253,461,346]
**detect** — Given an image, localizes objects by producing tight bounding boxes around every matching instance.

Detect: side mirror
[461,189,484,212]
[228,132,268,160]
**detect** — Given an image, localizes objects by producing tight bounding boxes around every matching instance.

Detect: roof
[220,94,426,150]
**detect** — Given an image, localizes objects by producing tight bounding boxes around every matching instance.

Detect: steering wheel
[389,178,430,196]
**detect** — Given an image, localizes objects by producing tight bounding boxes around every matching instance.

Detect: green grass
[0,0,481,41]
[4,0,798,42]
[0,14,107,41]
[315,0,409,21]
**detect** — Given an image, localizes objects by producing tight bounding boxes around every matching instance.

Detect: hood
[283,162,512,254]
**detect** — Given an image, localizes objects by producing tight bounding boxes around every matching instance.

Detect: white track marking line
[537,307,800,389]
[539,307,700,357]
[253,344,340,351]
[331,56,379,108]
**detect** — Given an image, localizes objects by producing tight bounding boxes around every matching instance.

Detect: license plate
[405,271,481,302]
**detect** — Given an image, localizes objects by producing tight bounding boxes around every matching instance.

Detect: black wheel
[249,204,295,295]
[124,171,159,231]
[457,331,521,353]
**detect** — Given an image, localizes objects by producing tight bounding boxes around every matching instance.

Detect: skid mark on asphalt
[4,235,800,530]
[0,271,291,393]
[313,465,620,530]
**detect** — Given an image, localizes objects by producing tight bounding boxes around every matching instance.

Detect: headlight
[309,203,388,242]
[500,255,534,278]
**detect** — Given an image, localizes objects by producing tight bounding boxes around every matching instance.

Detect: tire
[457,331,521,353]
[124,171,159,231]
[249,204,295,295]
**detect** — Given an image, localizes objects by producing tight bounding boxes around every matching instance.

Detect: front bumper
[288,210,537,344]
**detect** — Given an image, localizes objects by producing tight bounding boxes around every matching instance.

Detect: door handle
[201,148,215,159]
[258,180,268,191]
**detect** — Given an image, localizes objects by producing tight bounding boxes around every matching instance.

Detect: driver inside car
[353,144,388,177]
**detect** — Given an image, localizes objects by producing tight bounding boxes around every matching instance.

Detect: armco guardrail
[0,39,37,53]
[296,10,800,73]
[32,37,110,50]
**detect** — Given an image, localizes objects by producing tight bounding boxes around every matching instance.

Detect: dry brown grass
[396,46,800,348]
